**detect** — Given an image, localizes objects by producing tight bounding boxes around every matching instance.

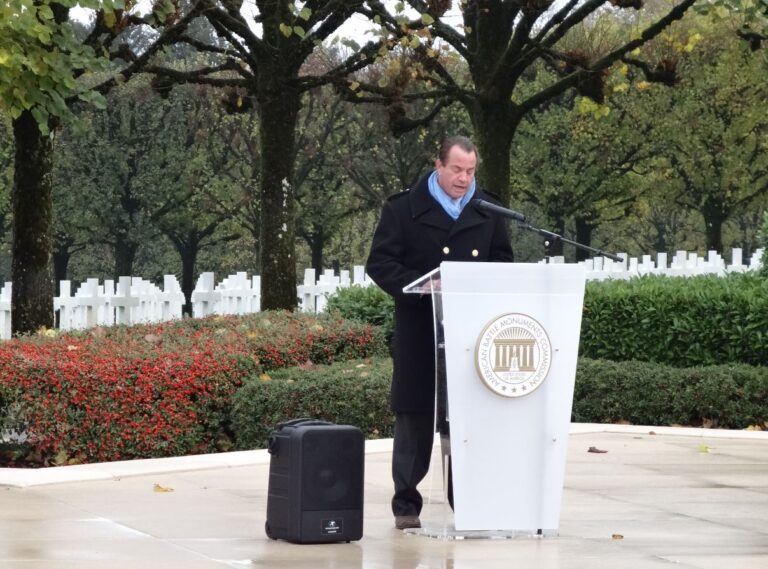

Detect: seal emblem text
[475,313,552,397]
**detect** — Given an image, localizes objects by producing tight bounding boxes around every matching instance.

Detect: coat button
[443,246,450,254]
[472,249,479,257]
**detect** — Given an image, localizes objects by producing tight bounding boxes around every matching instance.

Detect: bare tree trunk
[11,110,54,335]
[468,100,521,205]
[703,213,725,254]
[310,238,324,275]
[52,250,70,287]
[575,217,597,262]
[652,224,669,254]
[546,216,566,258]
[179,241,197,317]
[301,231,325,274]
[258,76,300,310]
[167,234,199,317]
[114,231,139,278]
[52,232,73,286]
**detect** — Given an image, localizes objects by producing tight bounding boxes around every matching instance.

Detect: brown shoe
[395,515,421,530]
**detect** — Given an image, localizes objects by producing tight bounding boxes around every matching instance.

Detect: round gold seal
[474,313,552,398]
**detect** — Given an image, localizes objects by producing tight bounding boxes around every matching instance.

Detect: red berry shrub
[0,312,385,466]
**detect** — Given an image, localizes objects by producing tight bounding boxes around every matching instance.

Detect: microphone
[472,199,527,222]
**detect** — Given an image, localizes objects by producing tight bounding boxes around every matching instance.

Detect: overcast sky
[69,1,467,44]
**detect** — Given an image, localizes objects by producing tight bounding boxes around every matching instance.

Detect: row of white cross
[0,247,762,339]
[0,267,373,340]
[545,248,764,280]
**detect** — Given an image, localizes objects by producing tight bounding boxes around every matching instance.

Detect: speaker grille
[300,429,364,511]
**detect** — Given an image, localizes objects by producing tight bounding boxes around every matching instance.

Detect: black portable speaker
[265,418,364,543]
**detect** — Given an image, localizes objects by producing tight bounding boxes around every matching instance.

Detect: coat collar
[409,173,493,236]
[409,174,452,230]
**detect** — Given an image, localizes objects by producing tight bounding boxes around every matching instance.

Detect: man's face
[435,145,477,200]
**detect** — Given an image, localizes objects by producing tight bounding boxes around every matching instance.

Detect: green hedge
[573,358,767,428]
[329,274,768,368]
[326,285,394,348]
[580,273,768,367]
[230,356,767,449]
[231,358,394,449]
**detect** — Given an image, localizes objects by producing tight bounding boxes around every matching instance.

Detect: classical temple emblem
[475,313,552,398]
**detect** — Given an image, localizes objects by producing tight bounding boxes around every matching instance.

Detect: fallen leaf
[697,444,711,454]
[588,446,608,454]
[153,483,174,493]
[259,373,271,382]
[611,533,624,540]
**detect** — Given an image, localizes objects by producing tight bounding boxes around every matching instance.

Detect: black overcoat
[365,173,515,413]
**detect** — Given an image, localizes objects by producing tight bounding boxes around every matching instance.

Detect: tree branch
[202,5,264,64]
[295,39,383,90]
[142,61,252,89]
[519,0,696,114]
[89,6,204,96]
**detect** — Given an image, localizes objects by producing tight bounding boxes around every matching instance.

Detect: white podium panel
[438,262,585,532]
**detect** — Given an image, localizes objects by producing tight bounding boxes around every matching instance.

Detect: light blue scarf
[427,170,476,221]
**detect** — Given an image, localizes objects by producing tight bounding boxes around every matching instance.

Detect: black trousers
[391,412,453,517]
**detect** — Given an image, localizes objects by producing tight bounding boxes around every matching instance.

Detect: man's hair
[438,136,480,164]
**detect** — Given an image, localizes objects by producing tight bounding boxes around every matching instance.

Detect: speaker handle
[277,417,333,429]
[269,417,335,455]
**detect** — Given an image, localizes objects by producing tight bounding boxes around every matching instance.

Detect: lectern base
[404,525,558,540]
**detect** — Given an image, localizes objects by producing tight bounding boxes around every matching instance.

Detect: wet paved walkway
[1,424,767,569]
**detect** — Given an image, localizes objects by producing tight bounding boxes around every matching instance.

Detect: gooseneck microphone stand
[471,198,623,263]
[516,219,623,263]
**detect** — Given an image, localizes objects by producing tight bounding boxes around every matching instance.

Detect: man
[366,136,514,530]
